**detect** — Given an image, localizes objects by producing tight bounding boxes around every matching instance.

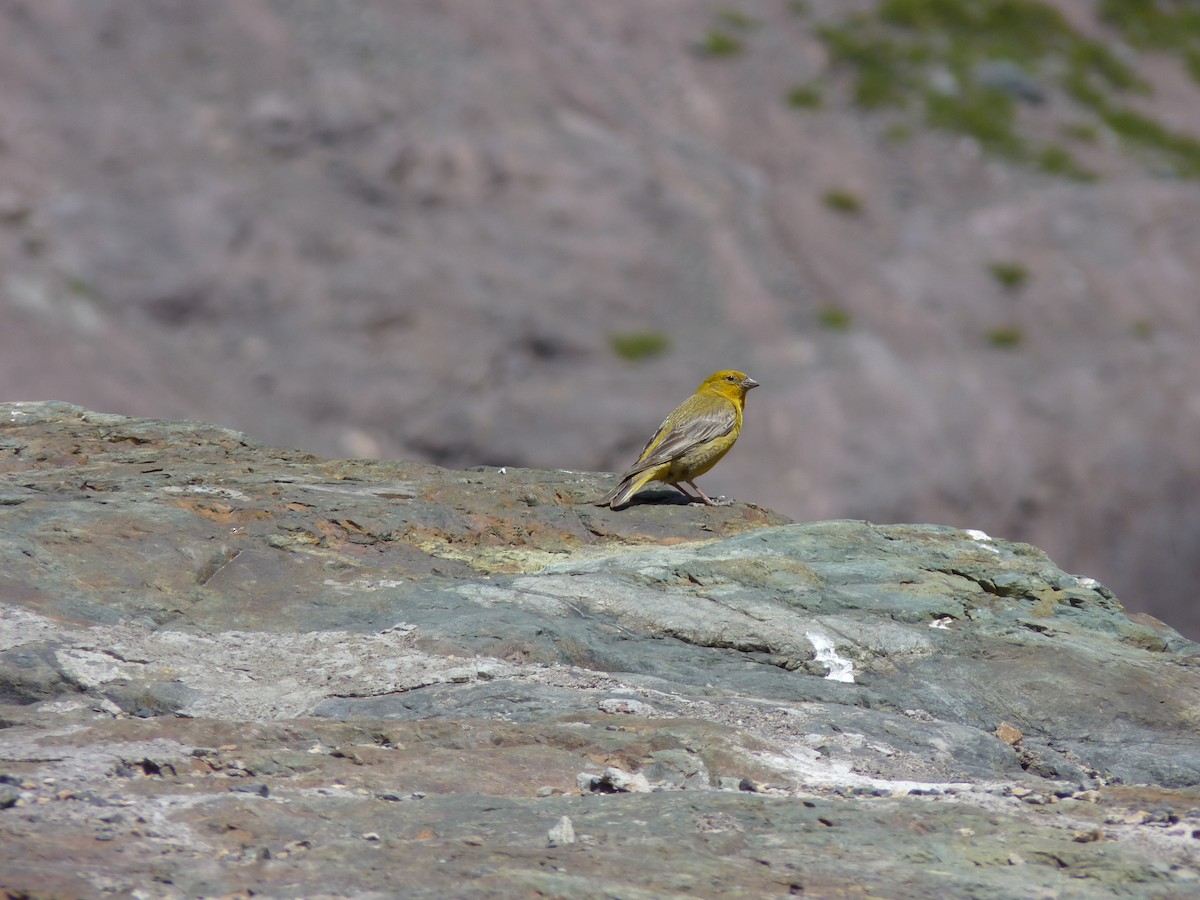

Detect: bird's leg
[687,481,733,507]
[672,483,699,500]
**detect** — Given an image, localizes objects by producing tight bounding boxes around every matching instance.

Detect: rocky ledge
[1,402,1198,898]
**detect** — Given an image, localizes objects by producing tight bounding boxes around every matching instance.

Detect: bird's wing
[622,397,737,477]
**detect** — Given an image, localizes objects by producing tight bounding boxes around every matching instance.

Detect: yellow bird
[597,369,759,509]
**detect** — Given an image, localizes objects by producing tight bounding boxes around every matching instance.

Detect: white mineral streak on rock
[547,816,576,845]
[965,529,1001,553]
[806,632,855,683]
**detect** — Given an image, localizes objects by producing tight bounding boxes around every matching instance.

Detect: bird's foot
[690,496,734,507]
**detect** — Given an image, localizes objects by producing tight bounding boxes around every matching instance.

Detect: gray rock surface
[2,403,1199,897]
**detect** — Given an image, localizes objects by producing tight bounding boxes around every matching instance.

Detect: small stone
[362,832,381,842]
[601,767,650,794]
[93,699,123,717]
[1147,807,1179,824]
[547,815,576,846]
[597,697,657,717]
[1072,789,1102,803]
[230,783,269,797]
[577,767,651,794]
[994,722,1023,746]
[1072,829,1103,843]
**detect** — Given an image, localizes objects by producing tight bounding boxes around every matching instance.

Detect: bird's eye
[726,375,736,381]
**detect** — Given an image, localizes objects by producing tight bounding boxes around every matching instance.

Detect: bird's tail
[595,470,655,509]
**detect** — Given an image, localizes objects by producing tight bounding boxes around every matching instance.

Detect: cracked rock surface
[2,402,1199,897]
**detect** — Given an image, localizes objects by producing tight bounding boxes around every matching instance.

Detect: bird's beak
[742,377,760,390]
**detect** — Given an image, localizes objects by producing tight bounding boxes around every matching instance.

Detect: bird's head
[700,369,760,400]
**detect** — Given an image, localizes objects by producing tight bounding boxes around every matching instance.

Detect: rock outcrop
[4,2,1200,638]
[2,403,1198,897]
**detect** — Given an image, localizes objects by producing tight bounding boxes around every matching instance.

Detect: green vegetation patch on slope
[817,0,1200,178]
